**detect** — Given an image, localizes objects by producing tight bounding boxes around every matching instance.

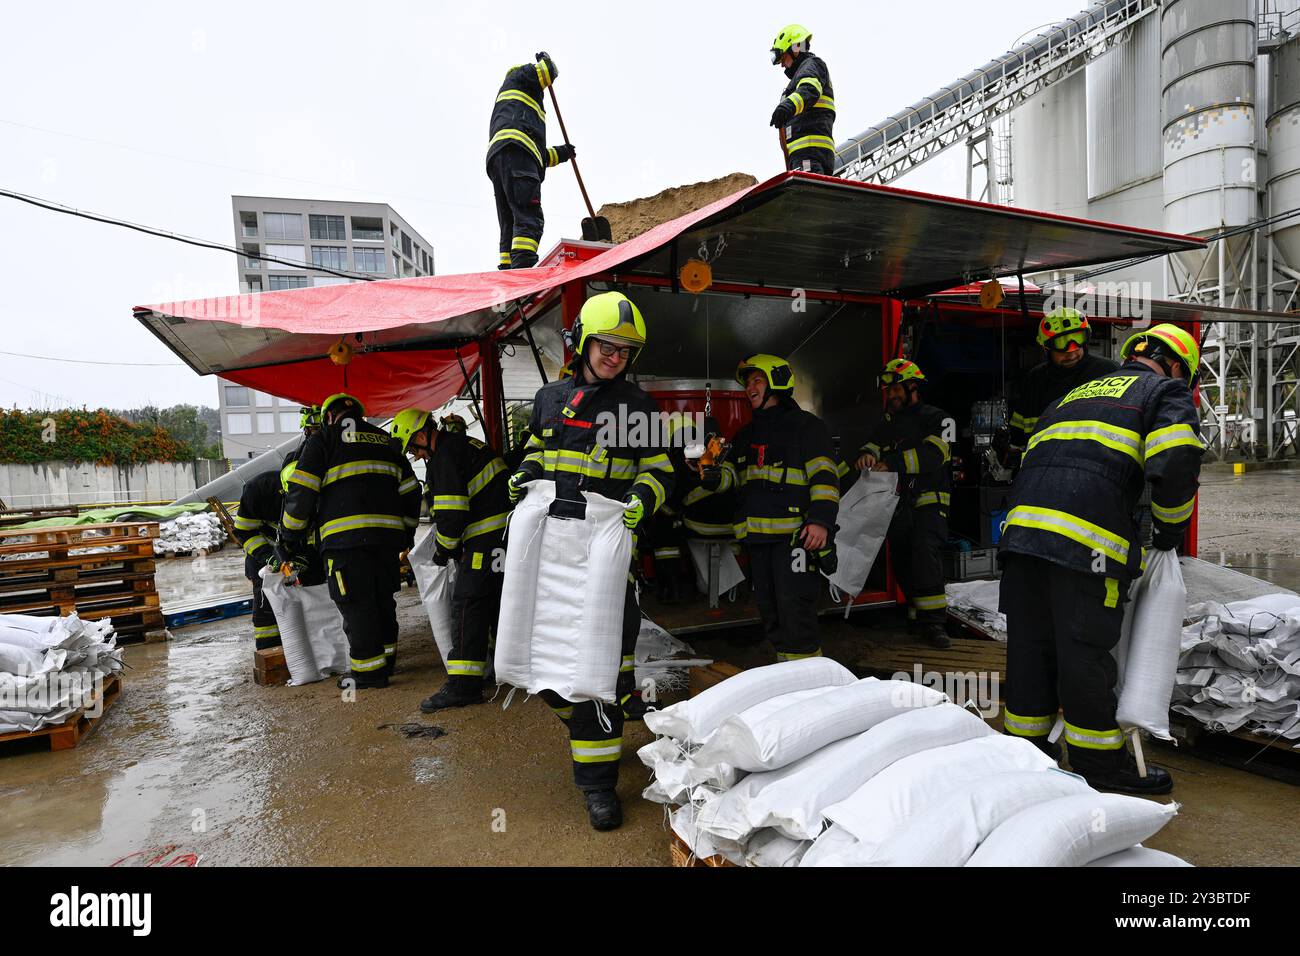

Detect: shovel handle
[544,82,598,221]
[778,126,790,168]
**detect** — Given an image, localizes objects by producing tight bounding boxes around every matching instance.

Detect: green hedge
[0,409,195,466]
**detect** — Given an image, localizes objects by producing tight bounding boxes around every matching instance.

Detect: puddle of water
[411,756,447,784]
[1208,552,1300,593]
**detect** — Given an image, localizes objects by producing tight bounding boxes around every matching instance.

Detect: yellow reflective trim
[813,96,836,110]
[464,512,509,540]
[233,514,261,531]
[862,442,883,458]
[1063,721,1125,750]
[639,453,672,472]
[571,739,622,763]
[788,91,806,115]
[1151,496,1196,524]
[637,472,666,512]
[805,456,838,478]
[550,704,574,720]
[323,460,402,486]
[447,660,487,676]
[281,511,309,531]
[254,624,280,637]
[1027,420,1144,466]
[435,530,461,550]
[915,491,951,508]
[288,469,321,492]
[351,654,387,673]
[924,434,952,462]
[810,483,840,503]
[404,516,420,528]
[1003,708,1054,737]
[1009,412,1038,432]
[335,570,347,596]
[398,477,419,495]
[467,459,507,497]
[488,128,544,167]
[1104,577,1120,609]
[242,535,270,557]
[495,88,545,120]
[914,593,948,611]
[434,495,470,511]
[512,236,539,252]
[742,465,808,486]
[742,515,804,535]
[1145,423,1204,459]
[786,134,836,153]
[903,448,920,474]
[1005,505,1129,565]
[795,76,823,96]
[319,514,407,538]
[684,518,733,536]
[776,650,823,662]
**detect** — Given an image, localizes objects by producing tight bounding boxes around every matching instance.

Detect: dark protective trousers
[250,573,281,650]
[488,147,544,269]
[787,148,835,176]
[888,503,949,625]
[999,554,1128,774]
[538,581,640,791]
[326,547,401,678]
[745,541,822,660]
[444,551,504,691]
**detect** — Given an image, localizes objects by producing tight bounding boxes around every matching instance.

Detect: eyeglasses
[595,341,635,359]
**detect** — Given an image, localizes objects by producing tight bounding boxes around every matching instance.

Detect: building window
[224,385,251,407]
[227,413,252,434]
[244,276,262,293]
[393,252,401,275]
[264,243,307,269]
[240,212,258,237]
[263,212,303,240]
[256,412,276,433]
[352,216,383,241]
[309,214,346,241]
[314,276,349,287]
[255,390,273,407]
[279,411,299,432]
[401,231,413,258]
[312,246,349,271]
[241,243,262,270]
[354,248,386,273]
[269,275,310,291]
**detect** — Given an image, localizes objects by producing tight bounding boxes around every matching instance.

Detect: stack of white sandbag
[0,612,123,734]
[1173,592,1300,743]
[642,658,1188,867]
[154,512,227,556]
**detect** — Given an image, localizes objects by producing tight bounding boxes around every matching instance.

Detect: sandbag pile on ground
[1173,592,1300,743]
[944,579,1006,641]
[641,658,1186,866]
[154,511,226,556]
[0,612,123,734]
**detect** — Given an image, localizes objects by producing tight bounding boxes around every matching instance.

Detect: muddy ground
[1,471,1298,866]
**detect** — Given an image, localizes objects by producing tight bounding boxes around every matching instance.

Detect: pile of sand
[596,172,758,243]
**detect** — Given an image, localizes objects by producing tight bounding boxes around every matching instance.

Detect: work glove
[507,470,532,504]
[554,143,576,163]
[433,543,461,567]
[622,494,645,530]
[698,464,722,490]
[1152,528,1183,552]
[770,101,794,128]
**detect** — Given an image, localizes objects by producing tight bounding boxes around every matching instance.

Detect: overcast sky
[0,0,1088,411]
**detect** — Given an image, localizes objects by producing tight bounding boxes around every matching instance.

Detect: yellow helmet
[569,291,647,367]
[736,354,795,392]
[1037,307,1091,351]
[390,408,431,453]
[321,392,364,420]
[298,405,321,431]
[771,24,812,63]
[1121,324,1201,384]
[878,358,926,388]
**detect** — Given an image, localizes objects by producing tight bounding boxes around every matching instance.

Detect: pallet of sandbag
[0,522,160,576]
[0,674,122,754]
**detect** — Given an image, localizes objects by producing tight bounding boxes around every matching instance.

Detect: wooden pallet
[254,647,289,686]
[0,522,159,576]
[0,556,156,595]
[669,832,737,868]
[0,674,122,753]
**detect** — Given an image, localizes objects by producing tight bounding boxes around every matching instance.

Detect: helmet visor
[1049,330,1087,352]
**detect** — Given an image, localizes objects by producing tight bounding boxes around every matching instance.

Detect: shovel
[541,70,612,242]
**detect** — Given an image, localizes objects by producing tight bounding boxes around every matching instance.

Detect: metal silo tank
[1161,0,1259,293]
[1087,11,1162,201]
[1010,69,1089,215]
[1267,34,1300,271]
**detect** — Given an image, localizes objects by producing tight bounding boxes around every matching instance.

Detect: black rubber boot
[1079,760,1173,796]
[921,623,951,649]
[337,671,390,690]
[419,680,485,713]
[583,788,623,831]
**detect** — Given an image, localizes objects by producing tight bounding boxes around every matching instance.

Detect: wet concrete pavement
[1,473,1298,866]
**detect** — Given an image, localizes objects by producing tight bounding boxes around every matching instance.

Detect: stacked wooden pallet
[0,522,166,642]
[0,674,122,753]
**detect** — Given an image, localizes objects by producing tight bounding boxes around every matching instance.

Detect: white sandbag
[811,734,1057,862]
[409,528,458,665]
[798,823,859,867]
[643,656,856,743]
[698,703,994,843]
[260,569,319,685]
[745,830,811,868]
[494,480,632,703]
[693,678,948,774]
[967,794,1178,867]
[687,538,746,600]
[1117,548,1187,740]
[669,805,746,866]
[0,642,56,677]
[861,769,1093,866]
[824,470,898,599]
[296,583,350,676]
[1086,845,1192,867]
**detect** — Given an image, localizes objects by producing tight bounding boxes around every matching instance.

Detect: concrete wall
[0,460,227,508]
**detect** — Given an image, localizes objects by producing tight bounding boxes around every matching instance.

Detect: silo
[1267,34,1300,272]
[1161,0,1258,295]
[1011,69,1089,216]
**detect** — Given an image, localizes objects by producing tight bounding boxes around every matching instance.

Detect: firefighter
[768,24,837,175]
[508,291,675,831]
[1009,308,1120,457]
[856,360,953,648]
[299,405,321,442]
[721,355,840,661]
[232,464,293,651]
[487,52,575,269]
[391,408,511,711]
[999,324,1203,795]
[280,393,423,689]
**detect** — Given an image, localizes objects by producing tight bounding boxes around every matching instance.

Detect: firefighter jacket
[662,448,737,540]
[281,415,422,554]
[426,432,511,559]
[777,52,836,162]
[515,375,676,517]
[861,402,953,510]
[722,397,840,542]
[1009,353,1120,452]
[486,63,571,177]
[233,469,282,573]
[1000,361,1203,583]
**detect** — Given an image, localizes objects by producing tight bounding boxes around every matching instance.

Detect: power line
[0,349,184,367]
[0,187,378,282]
